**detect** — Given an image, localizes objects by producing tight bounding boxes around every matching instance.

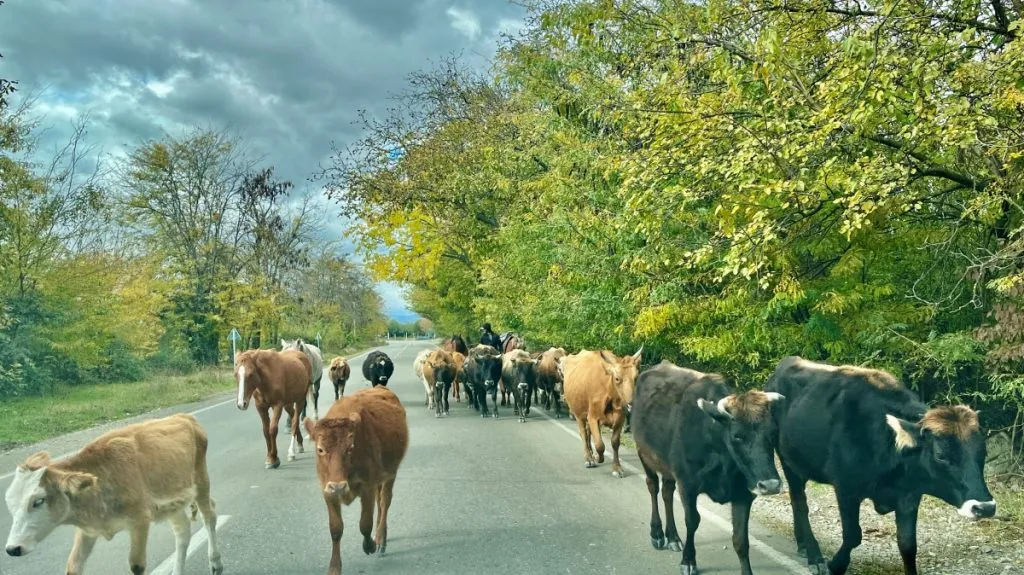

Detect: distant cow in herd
[463,344,503,417]
[424,349,458,418]
[534,347,567,417]
[362,350,394,387]
[501,349,538,422]
[281,338,325,422]
[328,356,352,399]
[4,414,223,575]
[632,361,784,575]
[304,386,408,575]
[767,356,996,575]
[561,347,643,477]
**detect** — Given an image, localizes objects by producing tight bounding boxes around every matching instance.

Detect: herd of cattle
[3,335,999,575]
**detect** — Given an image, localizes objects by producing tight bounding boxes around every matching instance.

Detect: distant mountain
[389,309,421,322]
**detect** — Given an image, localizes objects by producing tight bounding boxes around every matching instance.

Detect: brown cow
[451,351,466,403]
[424,349,457,418]
[328,356,352,400]
[235,349,312,469]
[535,347,567,417]
[304,386,409,575]
[4,414,223,575]
[562,346,643,477]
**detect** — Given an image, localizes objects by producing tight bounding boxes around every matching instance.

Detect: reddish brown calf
[304,386,409,575]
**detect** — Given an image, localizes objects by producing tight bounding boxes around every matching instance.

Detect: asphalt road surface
[0,340,809,575]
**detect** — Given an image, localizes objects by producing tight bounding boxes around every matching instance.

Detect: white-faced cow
[767,356,996,575]
[501,349,538,422]
[632,361,784,575]
[4,414,223,575]
[463,344,503,418]
[362,350,394,387]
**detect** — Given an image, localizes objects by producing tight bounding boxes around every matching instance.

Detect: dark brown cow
[424,349,457,417]
[304,386,409,575]
[451,351,466,403]
[562,347,643,477]
[535,347,567,417]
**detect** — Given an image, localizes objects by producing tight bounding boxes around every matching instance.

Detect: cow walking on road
[362,351,394,387]
[464,344,503,418]
[305,386,409,575]
[767,356,997,575]
[632,361,784,575]
[4,414,224,575]
[561,347,643,477]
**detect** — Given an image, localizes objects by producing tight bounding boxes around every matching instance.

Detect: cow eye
[934,450,950,464]
[31,497,45,509]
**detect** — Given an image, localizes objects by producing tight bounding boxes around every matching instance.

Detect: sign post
[228,328,241,362]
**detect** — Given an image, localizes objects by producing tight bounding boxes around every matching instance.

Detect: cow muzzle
[6,545,25,557]
[752,479,782,496]
[324,481,350,498]
[958,499,997,520]
[237,400,249,411]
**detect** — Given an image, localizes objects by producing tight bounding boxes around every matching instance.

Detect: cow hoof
[796,546,807,558]
[612,470,624,478]
[680,564,698,575]
[266,460,280,469]
[651,536,666,550]
[481,413,489,418]
[585,461,597,469]
[288,454,296,462]
[492,413,499,419]
[210,557,224,575]
[667,539,682,552]
[363,538,377,555]
[434,413,440,418]
[808,561,827,575]
[518,417,526,423]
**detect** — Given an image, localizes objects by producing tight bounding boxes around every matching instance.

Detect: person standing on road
[480,323,501,350]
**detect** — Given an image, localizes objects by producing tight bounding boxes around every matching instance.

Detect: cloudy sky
[0,0,526,321]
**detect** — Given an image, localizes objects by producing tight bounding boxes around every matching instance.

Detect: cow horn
[633,345,644,359]
[763,392,785,403]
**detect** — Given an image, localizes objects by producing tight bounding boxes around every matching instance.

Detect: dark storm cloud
[0,0,526,317]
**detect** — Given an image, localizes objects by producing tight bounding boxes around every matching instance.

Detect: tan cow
[4,414,223,575]
[451,351,466,403]
[424,349,457,418]
[413,349,433,409]
[304,386,409,575]
[562,346,643,477]
[328,356,352,400]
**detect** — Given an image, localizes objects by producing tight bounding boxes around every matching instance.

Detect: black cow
[767,356,996,575]
[464,344,502,418]
[632,360,784,575]
[501,350,538,422]
[362,350,394,387]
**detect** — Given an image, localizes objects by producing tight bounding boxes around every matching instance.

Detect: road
[0,340,808,574]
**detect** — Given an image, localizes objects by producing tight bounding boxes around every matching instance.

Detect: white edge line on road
[149,514,233,575]
[0,347,387,482]
[531,405,807,575]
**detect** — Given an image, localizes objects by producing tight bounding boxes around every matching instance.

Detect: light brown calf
[304,386,409,575]
[562,347,643,477]
[4,414,222,575]
[328,356,352,400]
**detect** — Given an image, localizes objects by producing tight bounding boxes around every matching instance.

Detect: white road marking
[149,514,232,575]
[0,347,385,483]
[531,405,807,575]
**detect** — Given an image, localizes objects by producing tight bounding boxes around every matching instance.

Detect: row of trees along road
[317,0,1024,471]
[0,9,387,397]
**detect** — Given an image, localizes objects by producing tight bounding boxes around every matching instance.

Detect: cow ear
[697,398,734,423]
[59,471,97,496]
[885,415,921,453]
[303,418,317,440]
[19,451,52,472]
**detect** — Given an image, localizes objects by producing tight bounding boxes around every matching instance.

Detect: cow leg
[610,419,624,477]
[375,478,396,554]
[360,487,378,555]
[453,379,461,403]
[65,529,97,575]
[641,459,666,550]
[490,386,499,418]
[782,462,824,569]
[311,378,321,420]
[827,491,864,575]
[587,415,606,464]
[662,477,682,551]
[553,389,564,418]
[895,494,922,575]
[286,403,300,461]
[443,381,451,415]
[576,416,596,468]
[267,405,283,469]
[169,510,192,575]
[257,405,278,469]
[194,439,224,575]
[127,521,151,575]
[325,495,344,575]
[731,495,755,575]
[434,384,443,418]
[679,487,701,575]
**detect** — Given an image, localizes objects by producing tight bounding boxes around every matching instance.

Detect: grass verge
[0,368,231,452]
